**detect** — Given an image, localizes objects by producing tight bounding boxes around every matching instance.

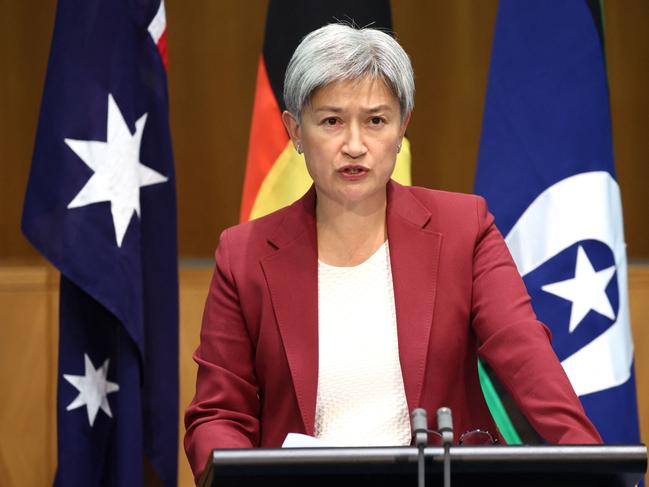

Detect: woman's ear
[281,111,301,152]
[399,112,412,138]
[396,112,411,153]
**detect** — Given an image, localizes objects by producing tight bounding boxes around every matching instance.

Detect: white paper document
[282,433,331,448]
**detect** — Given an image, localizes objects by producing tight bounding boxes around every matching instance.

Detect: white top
[314,241,411,446]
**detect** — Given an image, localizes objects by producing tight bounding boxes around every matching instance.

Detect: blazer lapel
[260,188,319,435]
[386,181,443,412]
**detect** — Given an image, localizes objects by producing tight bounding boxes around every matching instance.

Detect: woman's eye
[325,117,338,126]
[370,117,384,125]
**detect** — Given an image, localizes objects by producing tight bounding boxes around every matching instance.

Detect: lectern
[199,445,647,487]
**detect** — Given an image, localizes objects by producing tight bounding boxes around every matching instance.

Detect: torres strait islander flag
[240,0,412,222]
[475,1,641,446]
[22,1,178,485]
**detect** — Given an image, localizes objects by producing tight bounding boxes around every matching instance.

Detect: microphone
[411,408,428,487]
[436,407,453,487]
[436,407,453,446]
[411,408,428,448]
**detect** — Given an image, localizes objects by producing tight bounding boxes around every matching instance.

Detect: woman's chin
[332,185,388,209]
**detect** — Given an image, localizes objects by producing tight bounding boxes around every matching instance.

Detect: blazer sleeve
[184,229,261,480]
[469,196,602,444]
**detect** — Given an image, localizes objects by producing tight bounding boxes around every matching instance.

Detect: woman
[184,23,601,479]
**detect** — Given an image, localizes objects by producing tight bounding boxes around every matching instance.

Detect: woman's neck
[315,192,388,267]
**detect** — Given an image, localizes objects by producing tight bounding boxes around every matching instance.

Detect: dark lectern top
[199,444,647,487]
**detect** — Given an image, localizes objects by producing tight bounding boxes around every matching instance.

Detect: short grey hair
[284,23,415,122]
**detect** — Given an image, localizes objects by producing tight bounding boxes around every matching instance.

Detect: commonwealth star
[65,94,168,247]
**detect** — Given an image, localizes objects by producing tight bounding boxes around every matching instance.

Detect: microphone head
[411,408,429,448]
[436,407,453,432]
[411,408,428,432]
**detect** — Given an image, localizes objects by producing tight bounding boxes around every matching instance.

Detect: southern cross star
[541,245,616,333]
[65,94,168,247]
[63,353,120,427]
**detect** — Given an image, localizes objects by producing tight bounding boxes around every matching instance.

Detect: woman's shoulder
[218,204,294,246]
[214,192,315,260]
[398,183,487,216]
[393,184,498,253]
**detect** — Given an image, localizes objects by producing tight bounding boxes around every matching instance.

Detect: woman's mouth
[338,165,369,180]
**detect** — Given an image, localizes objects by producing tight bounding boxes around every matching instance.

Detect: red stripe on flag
[157,30,168,70]
[239,56,289,221]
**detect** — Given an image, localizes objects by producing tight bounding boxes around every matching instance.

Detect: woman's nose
[342,124,368,159]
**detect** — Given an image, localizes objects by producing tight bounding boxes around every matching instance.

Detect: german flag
[240,0,412,222]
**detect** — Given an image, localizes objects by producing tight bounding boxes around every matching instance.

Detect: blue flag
[21,1,178,485]
[475,1,640,445]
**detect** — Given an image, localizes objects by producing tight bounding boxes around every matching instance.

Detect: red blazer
[184,181,601,478]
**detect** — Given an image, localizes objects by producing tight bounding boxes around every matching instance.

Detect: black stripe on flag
[262,0,392,112]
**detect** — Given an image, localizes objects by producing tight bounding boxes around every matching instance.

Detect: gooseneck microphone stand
[411,408,428,487]
[437,407,454,487]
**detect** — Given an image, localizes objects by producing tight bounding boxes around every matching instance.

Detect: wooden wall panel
[0,264,58,486]
[393,0,498,195]
[605,1,649,258]
[166,0,267,256]
[1,263,646,486]
[177,266,212,487]
[2,1,647,260]
[628,266,649,452]
[0,1,56,260]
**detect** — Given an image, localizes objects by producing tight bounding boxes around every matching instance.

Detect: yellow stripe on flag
[393,137,412,187]
[249,142,312,220]
[249,137,412,220]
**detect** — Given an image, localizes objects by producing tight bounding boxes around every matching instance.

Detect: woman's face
[284,77,409,209]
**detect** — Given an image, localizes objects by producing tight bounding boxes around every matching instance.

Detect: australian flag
[475,0,641,446]
[22,1,178,485]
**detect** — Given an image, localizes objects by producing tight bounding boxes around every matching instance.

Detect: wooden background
[1,1,648,486]
[1,265,648,487]
[1,0,648,259]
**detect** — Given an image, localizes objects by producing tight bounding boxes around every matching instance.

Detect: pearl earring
[396,144,402,153]
[296,143,302,154]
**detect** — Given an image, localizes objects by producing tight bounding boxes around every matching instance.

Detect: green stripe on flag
[478,359,522,444]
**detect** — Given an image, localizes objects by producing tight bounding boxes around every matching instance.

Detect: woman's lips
[337,165,369,181]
